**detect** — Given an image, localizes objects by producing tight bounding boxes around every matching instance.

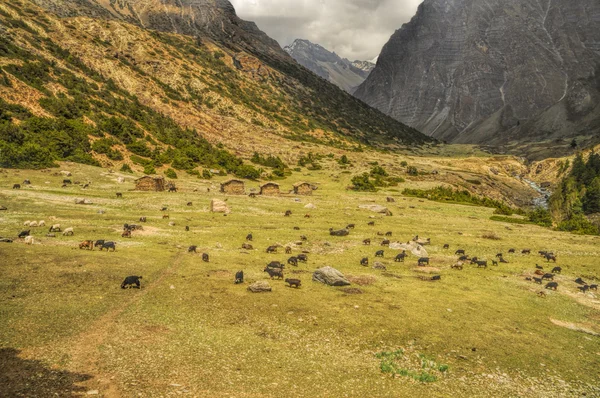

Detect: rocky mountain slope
[354,0,600,147]
[0,0,430,172]
[284,39,374,93]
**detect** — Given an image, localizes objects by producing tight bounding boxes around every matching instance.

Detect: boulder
[358,204,390,215]
[60,171,72,176]
[304,203,316,209]
[247,281,272,293]
[312,266,351,286]
[74,198,93,205]
[117,177,125,183]
[210,199,230,213]
[386,197,395,203]
[373,262,387,270]
[389,242,428,257]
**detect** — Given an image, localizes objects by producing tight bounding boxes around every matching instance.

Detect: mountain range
[354,0,600,147]
[284,39,374,93]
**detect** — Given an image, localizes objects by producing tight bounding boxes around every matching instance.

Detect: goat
[79,240,94,250]
[168,186,177,193]
[162,214,169,219]
[188,245,198,253]
[499,257,509,263]
[304,214,311,218]
[508,248,515,253]
[385,231,392,237]
[94,240,105,248]
[443,244,449,249]
[297,254,308,262]
[284,210,292,217]
[122,229,131,238]
[264,267,283,280]
[492,260,498,266]
[287,257,298,267]
[381,239,390,246]
[522,249,531,254]
[202,253,209,262]
[375,250,384,257]
[285,246,292,254]
[285,278,301,288]
[100,242,116,251]
[266,245,278,253]
[535,264,543,270]
[246,233,253,241]
[542,273,554,280]
[451,262,463,270]
[235,271,244,284]
[139,217,147,223]
[475,260,487,268]
[575,278,587,285]
[368,221,375,226]
[363,239,371,245]
[458,255,469,262]
[267,261,283,269]
[589,285,597,291]
[360,257,369,266]
[346,224,355,229]
[545,282,558,290]
[533,277,543,284]
[187,202,192,206]
[12,184,20,189]
[116,192,122,198]
[300,235,308,241]
[49,224,61,232]
[395,252,407,262]
[551,267,562,274]
[22,179,31,185]
[241,243,253,250]
[496,253,503,258]
[62,227,74,236]
[121,276,142,289]
[455,249,465,255]
[577,285,589,293]
[18,230,30,238]
[545,254,557,262]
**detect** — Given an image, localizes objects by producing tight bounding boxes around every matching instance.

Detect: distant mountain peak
[284,39,376,93]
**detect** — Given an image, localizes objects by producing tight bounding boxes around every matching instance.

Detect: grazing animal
[525,277,532,281]
[329,228,349,236]
[368,221,375,226]
[23,179,31,185]
[266,245,278,253]
[38,221,45,227]
[62,227,74,236]
[24,236,34,245]
[79,240,94,250]
[377,232,384,236]
[575,278,587,285]
[162,214,169,219]
[235,271,244,284]
[455,249,465,255]
[545,254,557,262]
[499,257,509,263]
[304,214,311,218]
[61,184,67,188]
[538,250,548,256]
[533,277,543,284]
[161,207,168,211]
[284,210,292,217]
[385,231,392,237]
[508,248,515,253]
[458,255,469,262]
[187,202,192,206]
[363,239,371,245]
[188,245,198,253]
[451,262,463,270]
[551,267,562,274]
[285,246,292,254]
[375,250,384,257]
[83,184,89,189]
[293,226,300,231]
[121,276,142,289]
[185,226,189,232]
[418,257,430,266]
[589,284,597,291]
[49,224,61,232]
[12,184,20,189]
[395,252,407,262]
[475,260,487,268]
[202,253,209,262]
[287,257,298,266]
[492,260,498,266]
[168,186,177,193]
[29,221,38,227]
[139,217,147,223]
[360,257,369,266]
[100,241,116,251]
[264,267,283,279]
[545,282,558,290]
[249,193,256,198]
[94,240,105,248]
[116,192,123,198]
[537,291,547,298]
[23,221,31,227]
[431,275,441,281]
[522,249,531,254]
[18,230,30,238]
[381,239,390,246]
[346,224,355,229]
[285,278,301,288]
[297,254,308,262]
[469,257,479,264]
[122,229,131,238]
[246,233,253,241]
[534,269,545,276]
[300,235,308,241]
[443,244,449,249]
[535,264,543,270]
[496,253,503,258]
[242,243,253,250]
[63,179,72,184]
[542,273,554,280]
[267,261,283,269]
[577,285,590,293]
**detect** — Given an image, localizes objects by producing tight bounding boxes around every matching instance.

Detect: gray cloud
[230,0,422,61]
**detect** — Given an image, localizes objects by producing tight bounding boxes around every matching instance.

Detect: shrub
[400,161,408,167]
[370,165,388,177]
[527,207,553,227]
[164,168,178,179]
[234,164,260,180]
[120,163,133,173]
[143,164,156,175]
[202,169,212,179]
[351,173,376,192]
[407,166,418,176]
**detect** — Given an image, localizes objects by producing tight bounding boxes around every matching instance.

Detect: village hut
[293,182,313,196]
[260,182,280,196]
[220,179,245,195]
[135,176,165,192]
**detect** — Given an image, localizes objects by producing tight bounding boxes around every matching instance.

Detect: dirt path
[66,253,184,397]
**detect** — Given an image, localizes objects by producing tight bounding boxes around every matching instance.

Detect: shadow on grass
[0,348,92,397]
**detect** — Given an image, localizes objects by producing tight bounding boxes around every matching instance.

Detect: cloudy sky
[229,0,422,61]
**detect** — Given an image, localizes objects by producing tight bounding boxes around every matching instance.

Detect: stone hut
[293,182,313,196]
[135,175,165,192]
[220,179,245,195]
[260,182,280,196]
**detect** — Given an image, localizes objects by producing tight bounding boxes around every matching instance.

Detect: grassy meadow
[0,162,599,397]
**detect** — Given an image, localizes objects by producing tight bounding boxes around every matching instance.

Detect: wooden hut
[220,179,245,195]
[135,176,165,192]
[293,182,313,196]
[260,182,280,196]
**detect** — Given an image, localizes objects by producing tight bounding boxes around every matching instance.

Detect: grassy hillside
[0,161,599,397]
[0,0,430,177]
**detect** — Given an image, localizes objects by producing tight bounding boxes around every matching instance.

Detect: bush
[202,169,212,179]
[370,165,388,177]
[556,213,599,235]
[126,140,152,157]
[527,207,553,227]
[120,163,133,173]
[143,164,156,175]
[164,168,178,179]
[234,164,260,180]
[400,161,408,167]
[407,166,418,176]
[351,173,376,192]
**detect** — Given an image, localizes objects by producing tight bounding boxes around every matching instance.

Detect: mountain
[0,0,430,171]
[284,39,374,93]
[354,0,600,147]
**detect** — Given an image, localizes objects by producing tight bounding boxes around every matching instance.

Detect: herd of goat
[5,180,599,297]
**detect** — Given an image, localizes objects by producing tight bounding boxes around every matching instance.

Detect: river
[522,178,550,209]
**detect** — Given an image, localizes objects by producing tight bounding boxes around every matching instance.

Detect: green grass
[0,163,599,397]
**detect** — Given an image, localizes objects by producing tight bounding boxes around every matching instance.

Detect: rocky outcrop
[247,281,272,293]
[312,266,351,286]
[284,39,374,93]
[354,0,600,146]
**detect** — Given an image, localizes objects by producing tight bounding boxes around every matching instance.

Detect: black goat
[121,276,142,289]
